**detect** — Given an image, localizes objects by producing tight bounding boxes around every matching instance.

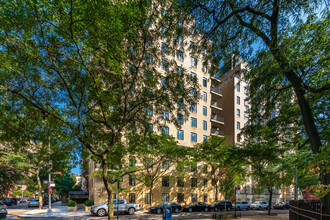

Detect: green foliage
[55,174,78,197]
[68,200,77,207]
[84,200,94,206]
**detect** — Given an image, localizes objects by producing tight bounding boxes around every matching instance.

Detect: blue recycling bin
[162,205,172,220]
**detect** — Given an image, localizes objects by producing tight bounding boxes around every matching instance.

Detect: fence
[290,200,330,220]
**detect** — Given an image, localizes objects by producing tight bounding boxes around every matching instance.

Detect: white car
[91,199,141,216]
[233,201,250,211]
[251,201,269,210]
[28,199,39,207]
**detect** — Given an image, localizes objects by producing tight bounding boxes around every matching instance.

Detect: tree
[55,174,79,198]
[181,0,329,204]
[218,171,236,212]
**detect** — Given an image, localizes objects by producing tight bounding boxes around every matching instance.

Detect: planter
[84,205,92,212]
[68,206,77,212]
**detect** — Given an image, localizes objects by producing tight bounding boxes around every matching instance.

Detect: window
[177,114,183,124]
[203,92,207,101]
[162,176,169,187]
[237,109,240,117]
[191,194,197,203]
[245,105,249,111]
[177,193,184,203]
[144,70,153,80]
[161,93,169,104]
[146,19,152,27]
[146,158,153,168]
[162,193,169,203]
[162,126,169,135]
[191,163,197,173]
[129,46,134,56]
[202,164,208,173]
[237,83,240,92]
[237,96,240,105]
[129,193,135,203]
[145,53,152,65]
[161,26,168,37]
[129,175,135,186]
[203,179,207,188]
[177,99,184,109]
[146,106,153,116]
[203,135,207,142]
[161,77,168,88]
[202,65,207,72]
[190,57,197,67]
[161,8,167,16]
[177,50,183,61]
[191,72,197,81]
[203,77,207,87]
[177,66,183,76]
[162,110,169,120]
[177,36,183,45]
[162,160,169,170]
[271,111,276,119]
[146,123,153,133]
[191,133,197,142]
[191,178,197,187]
[162,60,169,71]
[191,117,197,127]
[161,42,169,54]
[144,88,152,98]
[203,106,207,116]
[190,41,194,48]
[145,193,151,204]
[190,88,196,97]
[204,194,208,203]
[244,86,248,94]
[129,156,136,167]
[237,121,240,130]
[177,19,183,27]
[237,134,241,142]
[203,121,207,130]
[146,37,152,47]
[177,130,184,140]
[190,103,197,112]
[177,177,184,187]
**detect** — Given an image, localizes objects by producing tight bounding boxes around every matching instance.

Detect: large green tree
[0,1,201,219]
[181,0,329,204]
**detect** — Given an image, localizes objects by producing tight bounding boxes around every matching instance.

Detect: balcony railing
[210,87,222,96]
[211,114,224,123]
[211,100,223,109]
[211,128,224,136]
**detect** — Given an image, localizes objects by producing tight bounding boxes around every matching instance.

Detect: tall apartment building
[85,35,226,208]
[219,55,294,203]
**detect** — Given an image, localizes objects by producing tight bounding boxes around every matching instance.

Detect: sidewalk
[18,202,92,218]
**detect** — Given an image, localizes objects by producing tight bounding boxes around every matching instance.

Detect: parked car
[251,201,269,210]
[3,198,17,206]
[182,202,212,212]
[0,201,7,219]
[20,198,29,203]
[274,202,289,209]
[233,201,250,211]
[28,199,40,207]
[91,199,141,217]
[213,200,233,211]
[149,202,182,214]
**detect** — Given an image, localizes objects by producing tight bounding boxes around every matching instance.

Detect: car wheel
[97,208,106,217]
[188,208,193,212]
[246,207,250,211]
[128,208,135,215]
[214,207,218,211]
[204,207,209,212]
[258,206,261,210]
[175,208,179,213]
[157,208,162,214]
[227,207,231,211]
[237,207,240,211]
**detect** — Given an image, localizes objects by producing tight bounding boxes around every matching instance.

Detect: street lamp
[47,137,52,215]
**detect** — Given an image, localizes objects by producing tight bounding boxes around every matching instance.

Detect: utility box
[162,205,172,220]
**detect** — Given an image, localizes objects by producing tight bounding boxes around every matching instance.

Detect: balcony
[211,100,223,110]
[211,128,224,136]
[211,114,224,124]
[210,87,222,97]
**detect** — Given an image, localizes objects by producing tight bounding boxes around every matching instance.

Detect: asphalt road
[5,203,289,220]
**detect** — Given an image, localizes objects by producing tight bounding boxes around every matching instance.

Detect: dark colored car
[182,202,212,212]
[213,200,233,211]
[149,202,182,214]
[0,201,8,219]
[3,198,17,206]
[274,202,289,209]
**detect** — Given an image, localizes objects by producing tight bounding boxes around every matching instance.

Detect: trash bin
[162,205,172,220]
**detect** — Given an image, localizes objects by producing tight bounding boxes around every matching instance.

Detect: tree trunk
[36,167,43,210]
[102,161,114,220]
[268,189,272,216]
[149,182,153,208]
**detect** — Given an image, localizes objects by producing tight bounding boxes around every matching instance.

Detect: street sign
[50,183,55,187]
[43,180,48,185]
[50,187,52,194]
[50,172,61,175]
[235,186,240,190]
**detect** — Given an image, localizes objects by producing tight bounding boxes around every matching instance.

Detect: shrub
[84,200,94,206]
[68,200,77,207]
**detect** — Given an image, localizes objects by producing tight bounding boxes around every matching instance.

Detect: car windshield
[254,201,260,204]
[103,202,108,205]
[31,200,38,202]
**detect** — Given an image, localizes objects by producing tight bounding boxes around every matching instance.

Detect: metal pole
[47,137,52,215]
[295,169,298,200]
[117,180,119,220]
[235,187,237,218]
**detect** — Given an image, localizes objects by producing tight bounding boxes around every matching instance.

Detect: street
[5,203,289,220]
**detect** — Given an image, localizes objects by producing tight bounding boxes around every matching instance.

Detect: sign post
[235,186,240,218]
